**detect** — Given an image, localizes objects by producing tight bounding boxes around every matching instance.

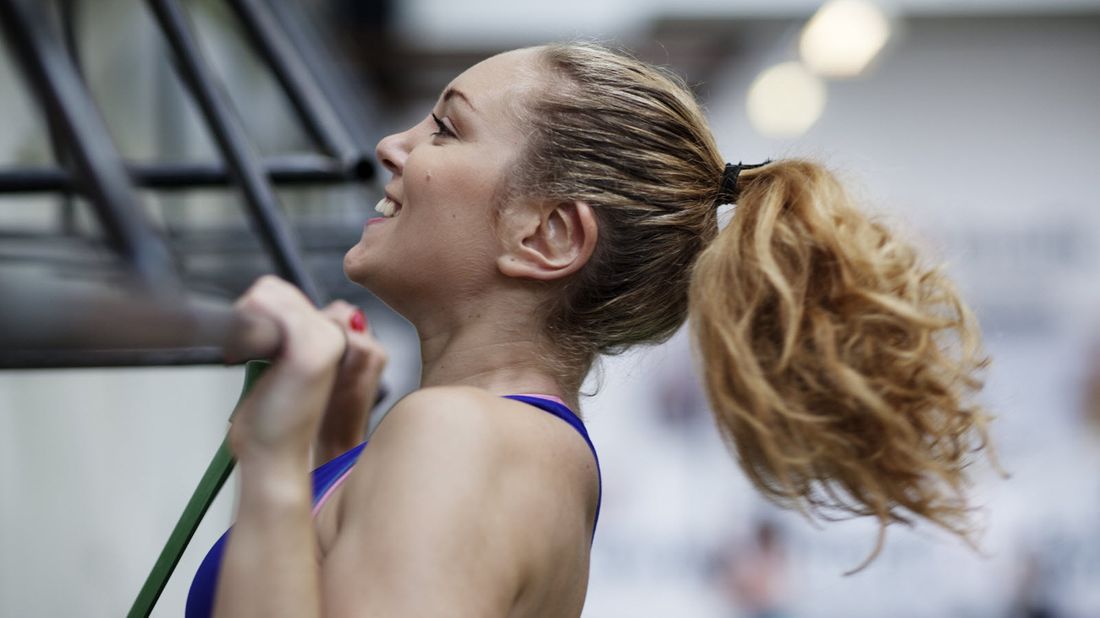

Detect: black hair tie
[717,159,772,205]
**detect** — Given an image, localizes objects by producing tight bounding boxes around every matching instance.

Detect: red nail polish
[349,309,367,333]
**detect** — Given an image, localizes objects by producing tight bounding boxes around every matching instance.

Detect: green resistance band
[127,360,270,618]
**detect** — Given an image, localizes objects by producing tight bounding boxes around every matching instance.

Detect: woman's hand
[315,300,389,465]
[229,275,346,465]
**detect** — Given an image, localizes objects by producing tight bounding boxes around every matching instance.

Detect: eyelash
[430,113,455,138]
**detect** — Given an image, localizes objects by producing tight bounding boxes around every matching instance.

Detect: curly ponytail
[689,159,1000,572]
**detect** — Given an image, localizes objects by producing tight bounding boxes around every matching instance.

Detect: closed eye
[430,113,455,139]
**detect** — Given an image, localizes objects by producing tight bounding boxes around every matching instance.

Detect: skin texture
[215,49,601,617]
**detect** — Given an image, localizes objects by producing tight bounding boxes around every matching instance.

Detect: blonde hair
[514,42,999,570]
[692,161,998,571]
[509,43,724,388]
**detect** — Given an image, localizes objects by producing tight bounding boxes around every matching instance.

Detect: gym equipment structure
[0,0,375,369]
[0,0,379,615]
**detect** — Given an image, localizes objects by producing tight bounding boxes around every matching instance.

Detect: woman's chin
[343,247,398,299]
[342,245,372,286]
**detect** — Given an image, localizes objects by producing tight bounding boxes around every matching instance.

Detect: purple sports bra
[185,394,601,618]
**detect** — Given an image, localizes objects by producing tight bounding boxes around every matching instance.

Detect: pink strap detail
[513,393,567,406]
[312,468,355,517]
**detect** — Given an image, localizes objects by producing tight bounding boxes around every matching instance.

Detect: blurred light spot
[746,62,826,138]
[800,0,891,78]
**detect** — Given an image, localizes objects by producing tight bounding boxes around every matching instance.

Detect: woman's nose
[375,130,409,177]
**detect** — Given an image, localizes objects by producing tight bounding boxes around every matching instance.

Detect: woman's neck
[416,310,580,411]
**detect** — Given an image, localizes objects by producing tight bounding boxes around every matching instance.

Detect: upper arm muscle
[319,387,525,618]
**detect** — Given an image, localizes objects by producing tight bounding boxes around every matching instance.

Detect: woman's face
[343,48,542,319]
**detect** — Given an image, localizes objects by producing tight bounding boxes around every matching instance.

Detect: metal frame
[0,0,375,368]
[147,0,322,304]
[0,0,178,289]
[0,154,369,193]
[0,6,382,614]
[228,0,363,168]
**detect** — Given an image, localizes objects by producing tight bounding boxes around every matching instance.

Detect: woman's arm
[319,387,531,617]
[214,278,531,617]
[313,300,388,468]
[214,276,345,618]
[216,450,321,617]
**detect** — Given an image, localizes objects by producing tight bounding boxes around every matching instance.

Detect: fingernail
[349,309,367,333]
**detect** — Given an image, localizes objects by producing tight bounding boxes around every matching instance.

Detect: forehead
[445,48,543,119]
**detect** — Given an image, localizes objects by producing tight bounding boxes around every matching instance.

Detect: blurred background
[1,0,1098,616]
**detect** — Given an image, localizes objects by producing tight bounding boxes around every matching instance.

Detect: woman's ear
[497,200,598,281]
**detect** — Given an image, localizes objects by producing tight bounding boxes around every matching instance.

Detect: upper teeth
[375,197,399,217]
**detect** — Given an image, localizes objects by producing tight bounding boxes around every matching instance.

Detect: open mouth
[374,196,402,218]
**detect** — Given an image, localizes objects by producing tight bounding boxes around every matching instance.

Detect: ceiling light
[746,61,827,138]
[800,0,892,78]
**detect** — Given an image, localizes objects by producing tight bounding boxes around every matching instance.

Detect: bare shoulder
[372,385,594,475]
[335,386,512,513]
[365,386,597,519]
[363,385,528,469]
[371,385,600,568]
[377,384,513,443]
[339,384,597,533]
[320,385,597,615]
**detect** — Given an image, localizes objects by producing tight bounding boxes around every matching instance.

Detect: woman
[189,42,996,617]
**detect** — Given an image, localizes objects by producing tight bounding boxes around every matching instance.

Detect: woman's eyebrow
[442,87,477,113]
